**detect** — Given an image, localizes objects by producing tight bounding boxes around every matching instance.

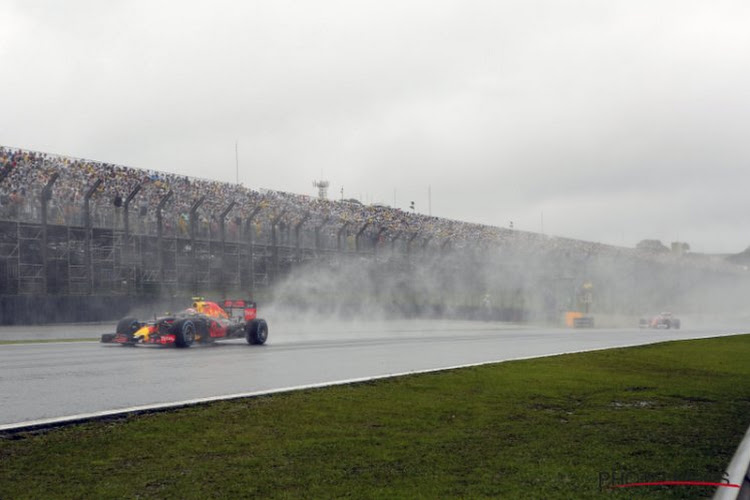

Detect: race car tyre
[116,317,140,336]
[246,319,268,345]
[664,321,671,329]
[175,320,196,348]
[673,320,681,329]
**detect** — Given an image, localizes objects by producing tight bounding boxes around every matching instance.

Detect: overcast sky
[2,1,749,253]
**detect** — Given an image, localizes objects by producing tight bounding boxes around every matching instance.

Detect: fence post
[219,201,236,246]
[218,201,236,297]
[118,184,142,296]
[122,184,141,238]
[189,196,206,294]
[83,179,102,295]
[407,232,419,257]
[441,238,452,254]
[390,232,402,253]
[295,212,310,263]
[422,236,433,253]
[337,222,349,252]
[373,227,387,254]
[243,206,262,294]
[314,216,330,253]
[355,222,371,253]
[40,173,59,295]
[271,209,286,283]
[155,191,173,291]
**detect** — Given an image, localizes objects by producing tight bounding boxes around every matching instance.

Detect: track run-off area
[0,319,747,430]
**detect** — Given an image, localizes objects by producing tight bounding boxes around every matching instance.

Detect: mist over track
[0,320,745,429]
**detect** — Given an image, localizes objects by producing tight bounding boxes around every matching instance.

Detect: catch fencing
[0,178,440,299]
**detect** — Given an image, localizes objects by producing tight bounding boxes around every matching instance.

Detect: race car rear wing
[222,299,257,321]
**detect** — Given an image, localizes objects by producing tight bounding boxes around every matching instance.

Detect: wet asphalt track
[0,320,747,427]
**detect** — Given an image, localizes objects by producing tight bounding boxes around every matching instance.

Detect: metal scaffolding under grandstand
[0,185,435,298]
[3,146,748,327]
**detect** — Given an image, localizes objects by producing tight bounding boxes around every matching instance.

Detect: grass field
[1,334,749,499]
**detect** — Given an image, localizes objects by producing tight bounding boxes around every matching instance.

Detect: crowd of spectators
[0,145,742,273]
[0,145,528,247]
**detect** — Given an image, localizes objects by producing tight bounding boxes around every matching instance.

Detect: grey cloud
[2,1,749,252]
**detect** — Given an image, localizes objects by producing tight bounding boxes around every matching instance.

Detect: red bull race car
[100,298,268,347]
[639,312,681,330]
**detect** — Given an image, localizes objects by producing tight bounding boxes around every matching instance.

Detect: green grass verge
[0,338,96,345]
[2,335,750,499]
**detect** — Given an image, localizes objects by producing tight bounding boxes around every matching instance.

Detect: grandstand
[1,145,747,324]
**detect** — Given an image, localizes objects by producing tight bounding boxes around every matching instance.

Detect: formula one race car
[639,312,681,330]
[101,298,268,347]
